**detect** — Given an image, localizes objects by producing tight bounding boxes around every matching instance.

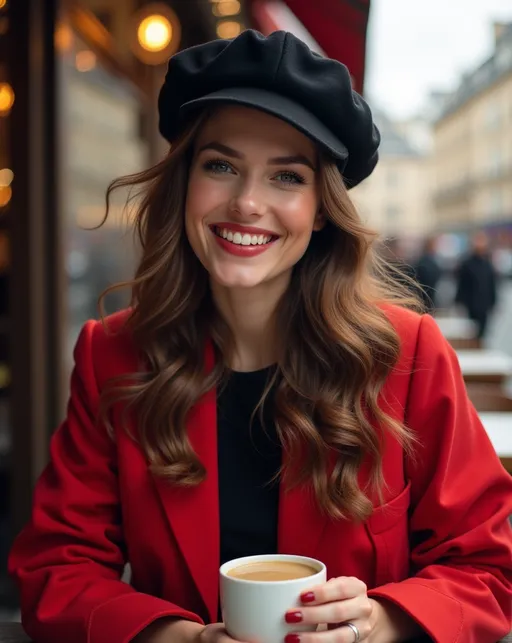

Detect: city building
[433,23,512,234]
[351,111,434,241]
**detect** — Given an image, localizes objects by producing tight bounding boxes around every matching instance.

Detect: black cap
[158,29,380,188]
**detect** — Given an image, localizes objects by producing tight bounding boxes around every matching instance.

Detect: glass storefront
[58,25,147,373]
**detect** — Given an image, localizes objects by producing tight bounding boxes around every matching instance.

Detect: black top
[217,367,282,567]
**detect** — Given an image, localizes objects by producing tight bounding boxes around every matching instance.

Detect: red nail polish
[285,635,301,643]
[300,591,315,603]
[285,611,303,624]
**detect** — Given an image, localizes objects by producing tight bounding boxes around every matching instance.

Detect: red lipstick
[209,224,278,257]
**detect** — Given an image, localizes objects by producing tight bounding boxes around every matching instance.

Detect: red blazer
[8,307,512,643]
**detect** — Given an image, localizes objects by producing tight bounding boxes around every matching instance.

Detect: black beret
[158,29,380,188]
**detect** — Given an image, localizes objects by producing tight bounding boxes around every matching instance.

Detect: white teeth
[215,227,274,246]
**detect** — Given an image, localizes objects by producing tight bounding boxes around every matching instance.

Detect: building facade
[351,112,434,241]
[433,24,512,233]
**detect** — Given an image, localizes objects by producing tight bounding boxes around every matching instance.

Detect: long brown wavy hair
[99,109,421,521]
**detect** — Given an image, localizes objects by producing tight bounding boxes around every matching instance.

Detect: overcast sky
[365,0,512,119]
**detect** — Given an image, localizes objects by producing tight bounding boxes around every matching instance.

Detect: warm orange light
[216,20,242,39]
[0,186,11,207]
[75,50,96,72]
[0,0,7,9]
[0,169,13,187]
[137,14,172,52]
[0,83,14,114]
[55,22,73,53]
[212,0,241,17]
[130,4,181,64]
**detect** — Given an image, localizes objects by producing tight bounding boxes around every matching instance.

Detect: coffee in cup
[220,554,326,643]
[227,560,318,582]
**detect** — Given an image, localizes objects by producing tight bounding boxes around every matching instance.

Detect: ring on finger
[345,622,360,642]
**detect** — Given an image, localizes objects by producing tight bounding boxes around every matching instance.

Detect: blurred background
[0,0,511,616]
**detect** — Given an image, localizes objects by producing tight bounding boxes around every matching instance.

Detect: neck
[210,273,291,372]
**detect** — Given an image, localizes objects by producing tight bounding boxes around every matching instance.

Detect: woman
[9,30,512,643]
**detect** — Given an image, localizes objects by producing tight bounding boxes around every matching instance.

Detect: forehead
[196,105,317,157]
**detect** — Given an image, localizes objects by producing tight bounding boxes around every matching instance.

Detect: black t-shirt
[217,367,282,567]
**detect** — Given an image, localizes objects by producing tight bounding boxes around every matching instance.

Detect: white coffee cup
[220,554,326,643]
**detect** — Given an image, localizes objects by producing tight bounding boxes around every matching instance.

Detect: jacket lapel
[153,344,220,624]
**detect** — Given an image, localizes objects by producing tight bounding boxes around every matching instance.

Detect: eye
[275,171,306,185]
[203,159,234,174]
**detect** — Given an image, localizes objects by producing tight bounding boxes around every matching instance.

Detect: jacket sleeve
[368,314,512,643]
[8,321,204,643]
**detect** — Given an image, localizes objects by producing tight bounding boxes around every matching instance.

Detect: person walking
[455,231,498,339]
[413,237,442,313]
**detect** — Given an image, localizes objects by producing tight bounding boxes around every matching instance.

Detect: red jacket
[8,307,512,643]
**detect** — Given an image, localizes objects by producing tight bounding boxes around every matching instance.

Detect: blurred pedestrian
[455,232,497,338]
[413,237,442,313]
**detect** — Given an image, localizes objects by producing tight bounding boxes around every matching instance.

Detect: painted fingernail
[284,635,301,643]
[285,611,303,624]
[300,591,315,603]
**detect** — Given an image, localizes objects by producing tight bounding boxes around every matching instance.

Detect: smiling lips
[210,223,279,257]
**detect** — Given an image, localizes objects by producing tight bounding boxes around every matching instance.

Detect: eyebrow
[197,141,316,171]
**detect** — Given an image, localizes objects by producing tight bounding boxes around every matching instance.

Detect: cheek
[278,192,319,238]
[186,174,231,226]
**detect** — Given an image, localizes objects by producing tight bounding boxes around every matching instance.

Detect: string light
[0,169,13,187]
[130,4,181,65]
[0,83,14,114]
[137,14,172,52]
[0,186,11,207]
[75,50,96,72]
[212,0,241,17]
[216,20,242,39]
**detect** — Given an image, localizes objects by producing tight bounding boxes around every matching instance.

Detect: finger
[285,619,372,642]
[286,596,372,627]
[202,623,249,643]
[287,597,371,627]
[300,577,367,605]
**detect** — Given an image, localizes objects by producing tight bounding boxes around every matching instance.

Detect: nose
[228,176,267,220]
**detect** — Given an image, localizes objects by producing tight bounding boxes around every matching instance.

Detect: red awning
[249,0,371,94]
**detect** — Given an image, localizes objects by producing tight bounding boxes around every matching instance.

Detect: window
[59,31,147,374]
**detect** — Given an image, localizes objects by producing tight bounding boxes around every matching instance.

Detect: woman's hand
[283,576,422,642]
[283,576,373,642]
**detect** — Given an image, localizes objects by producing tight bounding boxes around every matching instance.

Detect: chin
[210,266,268,289]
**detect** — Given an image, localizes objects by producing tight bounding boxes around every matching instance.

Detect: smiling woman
[8,29,512,643]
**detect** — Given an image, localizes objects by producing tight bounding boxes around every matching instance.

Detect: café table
[435,316,478,340]
[479,411,512,472]
[457,349,512,384]
[0,622,510,642]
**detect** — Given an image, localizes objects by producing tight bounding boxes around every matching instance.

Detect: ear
[313,210,327,232]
